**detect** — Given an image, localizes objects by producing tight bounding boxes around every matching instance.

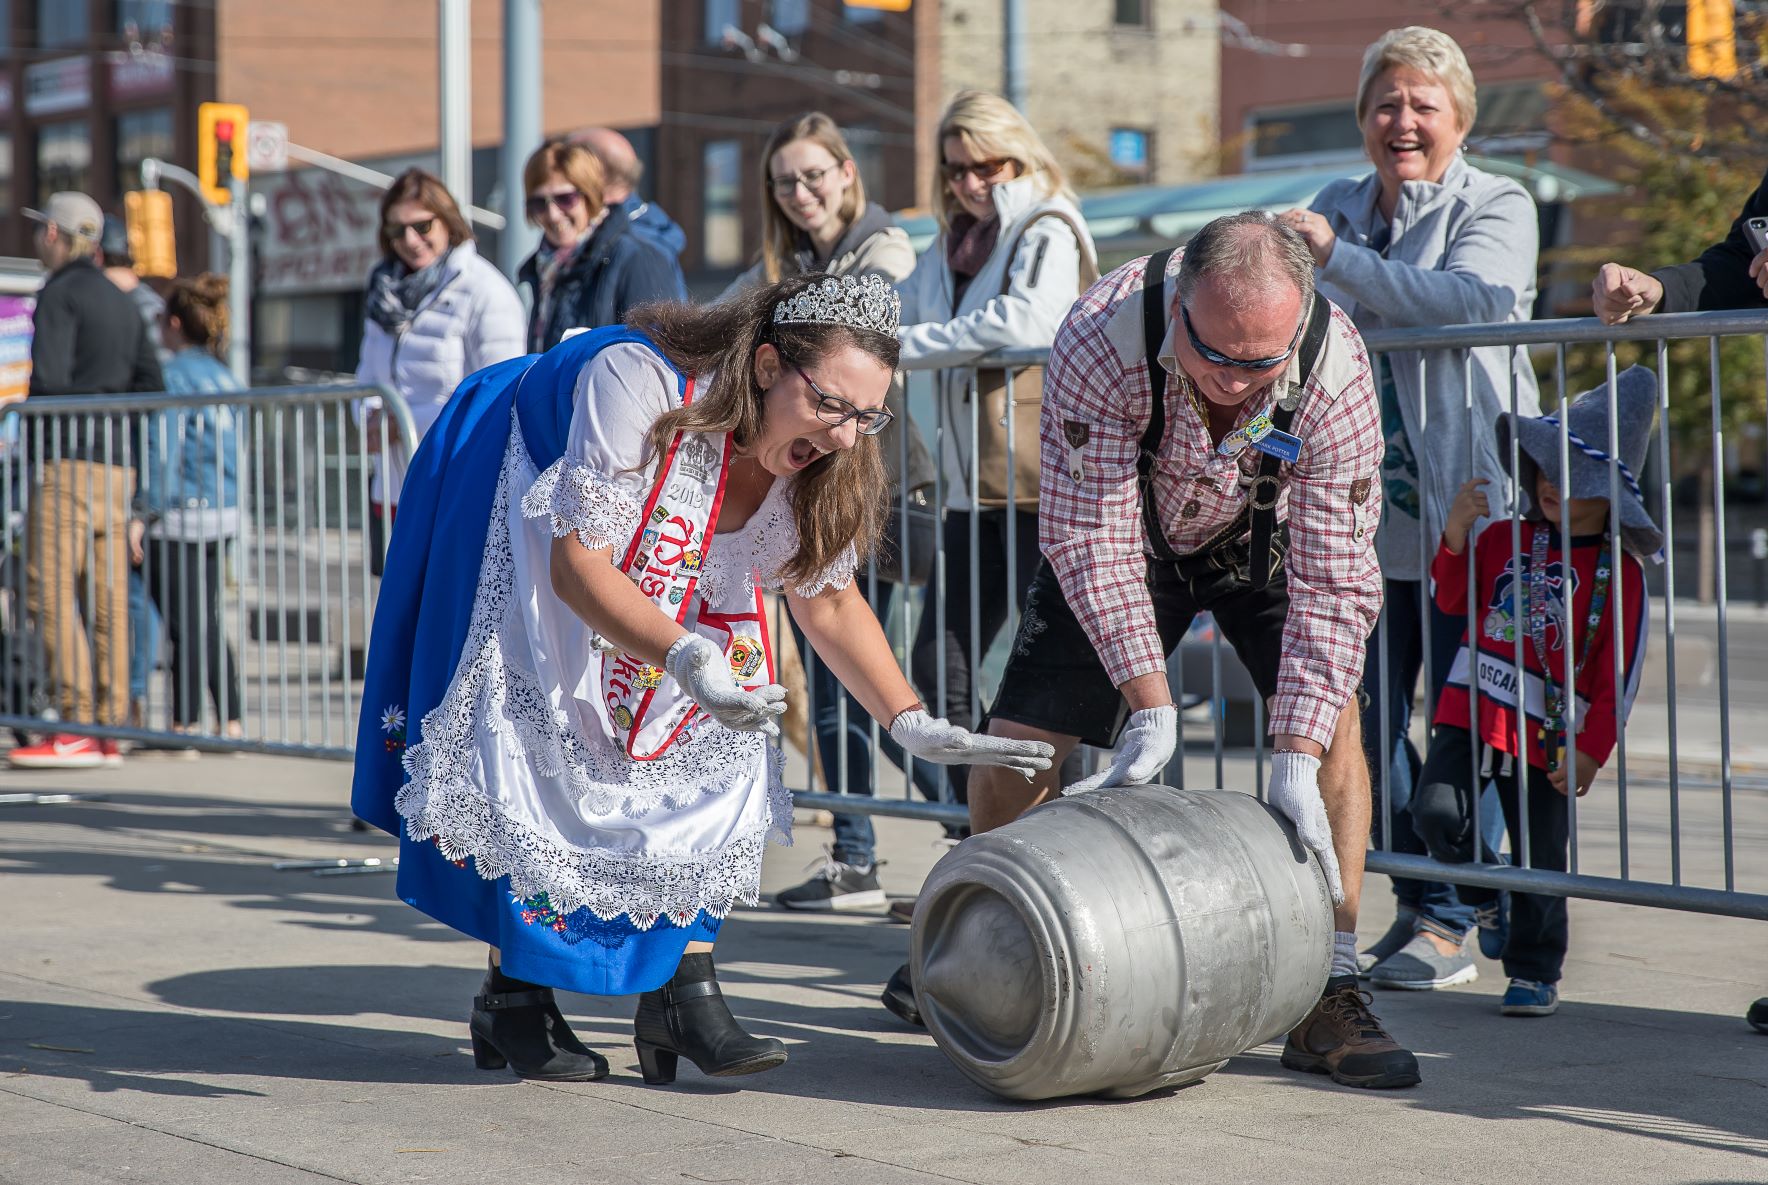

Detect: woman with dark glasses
[355,168,524,547]
[882,88,1097,1026]
[518,138,683,353]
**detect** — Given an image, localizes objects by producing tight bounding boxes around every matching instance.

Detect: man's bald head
[570,128,642,202]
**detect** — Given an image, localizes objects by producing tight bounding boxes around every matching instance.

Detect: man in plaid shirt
[970,213,1417,1089]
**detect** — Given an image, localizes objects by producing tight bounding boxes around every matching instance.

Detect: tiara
[772,273,901,336]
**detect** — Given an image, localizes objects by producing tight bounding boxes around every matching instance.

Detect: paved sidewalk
[1,752,1765,1185]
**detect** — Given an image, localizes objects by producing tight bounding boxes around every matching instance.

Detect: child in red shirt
[1411,365,1659,1018]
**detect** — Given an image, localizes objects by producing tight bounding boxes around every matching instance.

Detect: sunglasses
[384,216,436,240]
[941,157,1017,183]
[770,167,836,196]
[1180,304,1304,371]
[793,363,893,436]
[525,189,585,220]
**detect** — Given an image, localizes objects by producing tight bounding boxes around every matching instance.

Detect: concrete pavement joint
[0,1082,361,1183]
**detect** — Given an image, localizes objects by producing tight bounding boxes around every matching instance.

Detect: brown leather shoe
[1280,975,1422,1089]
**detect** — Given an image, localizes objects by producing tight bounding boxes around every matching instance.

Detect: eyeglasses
[1180,304,1304,371]
[941,157,1017,183]
[525,189,585,219]
[793,363,893,436]
[384,216,436,241]
[770,167,835,197]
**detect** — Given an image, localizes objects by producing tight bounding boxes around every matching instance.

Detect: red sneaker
[98,739,124,768]
[9,733,106,769]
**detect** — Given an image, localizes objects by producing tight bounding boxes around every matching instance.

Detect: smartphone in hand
[1747,216,1768,256]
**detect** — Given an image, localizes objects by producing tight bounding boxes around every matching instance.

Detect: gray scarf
[365,247,453,335]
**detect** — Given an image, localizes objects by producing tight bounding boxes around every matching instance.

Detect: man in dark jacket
[10,191,165,770]
[1590,175,1768,1035]
[570,127,689,292]
[1592,166,1768,320]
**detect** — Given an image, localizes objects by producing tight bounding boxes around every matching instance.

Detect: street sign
[247,120,289,172]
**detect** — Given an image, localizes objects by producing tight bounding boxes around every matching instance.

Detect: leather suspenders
[1137,247,1331,590]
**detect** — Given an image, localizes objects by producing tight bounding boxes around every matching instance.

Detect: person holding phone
[1592,167,1768,321]
[1589,171,1768,1036]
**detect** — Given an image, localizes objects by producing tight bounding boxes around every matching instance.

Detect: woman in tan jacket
[721,112,941,913]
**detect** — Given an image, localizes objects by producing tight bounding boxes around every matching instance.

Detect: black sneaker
[1748,997,1768,1034]
[774,849,886,912]
[880,963,922,1027]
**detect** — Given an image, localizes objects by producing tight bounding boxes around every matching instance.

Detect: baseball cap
[24,192,104,241]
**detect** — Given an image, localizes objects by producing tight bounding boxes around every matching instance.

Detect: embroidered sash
[600,382,773,760]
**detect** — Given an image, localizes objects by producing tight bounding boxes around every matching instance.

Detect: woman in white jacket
[894,90,1097,807]
[356,168,526,554]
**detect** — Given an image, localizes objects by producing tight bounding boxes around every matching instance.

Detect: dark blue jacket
[518,204,686,353]
[618,195,688,270]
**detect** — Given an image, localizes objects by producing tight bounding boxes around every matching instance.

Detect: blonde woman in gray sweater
[1283,25,1541,993]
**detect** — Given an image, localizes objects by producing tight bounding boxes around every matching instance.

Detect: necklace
[1527,525,1611,773]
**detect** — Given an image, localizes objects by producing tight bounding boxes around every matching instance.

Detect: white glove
[664,635,787,738]
[889,709,1054,777]
[1269,750,1344,906]
[1063,706,1176,796]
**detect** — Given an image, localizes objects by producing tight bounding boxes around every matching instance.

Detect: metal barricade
[787,311,1768,923]
[0,384,413,761]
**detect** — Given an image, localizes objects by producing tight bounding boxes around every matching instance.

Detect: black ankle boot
[632,953,787,1085]
[469,960,608,1082]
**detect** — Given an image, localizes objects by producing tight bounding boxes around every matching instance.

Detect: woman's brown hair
[523,139,607,224]
[757,112,866,283]
[376,168,473,258]
[626,274,897,586]
[166,273,229,359]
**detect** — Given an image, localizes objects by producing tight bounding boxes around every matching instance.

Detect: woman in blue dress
[353,272,1050,1086]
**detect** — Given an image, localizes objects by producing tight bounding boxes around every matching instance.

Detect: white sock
[1332,931,1358,979]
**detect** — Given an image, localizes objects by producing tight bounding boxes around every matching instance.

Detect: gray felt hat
[1496,362,1663,560]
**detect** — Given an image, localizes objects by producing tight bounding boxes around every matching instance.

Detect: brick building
[654,0,940,295]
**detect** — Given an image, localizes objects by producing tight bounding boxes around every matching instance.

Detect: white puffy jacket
[896,176,1097,510]
[355,240,526,503]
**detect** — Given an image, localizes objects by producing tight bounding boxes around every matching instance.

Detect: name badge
[1250,427,1302,464]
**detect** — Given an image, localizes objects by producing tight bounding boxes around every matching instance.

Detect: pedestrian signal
[1687,0,1738,79]
[198,102,250,204]
[844,0,911,9]
[123,190,176,278]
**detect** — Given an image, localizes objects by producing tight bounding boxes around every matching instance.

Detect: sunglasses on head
[792,363,893,436]
[524,189,585,220]
[385,216,436,240]
[1180,304,1304,371]
[941,157,1016,183]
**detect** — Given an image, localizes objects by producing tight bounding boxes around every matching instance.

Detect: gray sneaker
[1357,910,1420,977]
[774,850,885,912]
[1368,932,1478,990]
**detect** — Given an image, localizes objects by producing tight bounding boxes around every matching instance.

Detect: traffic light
[844,0,911,9]
[1687,0,1738,79]
[197,102,250,204]
[123,190,176,278]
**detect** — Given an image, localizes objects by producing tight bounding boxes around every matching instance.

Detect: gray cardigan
[1310,154,1541,579]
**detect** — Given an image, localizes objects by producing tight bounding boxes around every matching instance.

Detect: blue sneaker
[1472,897,1509,960]
[1500,978,1559,1016]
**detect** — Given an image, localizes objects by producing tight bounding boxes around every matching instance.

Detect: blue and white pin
[1218,412,1302,464]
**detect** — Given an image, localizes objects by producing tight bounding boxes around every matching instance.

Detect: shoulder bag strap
[1248,291,1332,590]
[1139,248,1182,564]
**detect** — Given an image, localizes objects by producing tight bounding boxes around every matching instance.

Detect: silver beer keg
[911,785,1333,1101]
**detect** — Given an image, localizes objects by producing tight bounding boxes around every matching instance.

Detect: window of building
[117,0,172,46]
[115,107,172,193]
[844,2,884,24]
[1114,0,1149,28]
[1109,128,1152,178]
[705,0,740,46]
[38,0,86,48]
[0,1,12,53]
[0,135,14,215]
[844,123,884,199]
[36,120,91,205]
[770,0,810,36]
[1245,103,1362,170]
[702,139,743,268]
